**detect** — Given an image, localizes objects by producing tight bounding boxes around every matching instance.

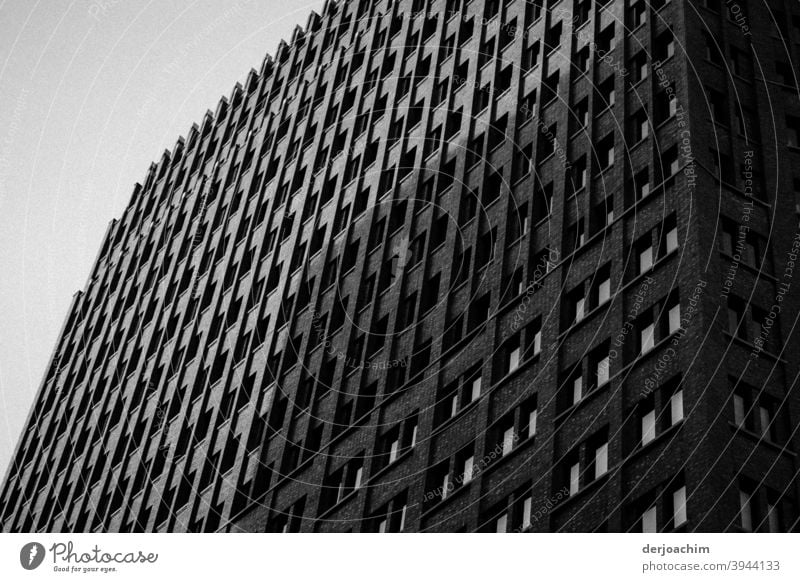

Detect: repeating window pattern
[2,0,799,535]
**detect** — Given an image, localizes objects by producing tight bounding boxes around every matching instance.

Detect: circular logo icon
[20,542,46,570]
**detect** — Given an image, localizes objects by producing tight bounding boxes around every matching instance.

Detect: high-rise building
[3,0,800,533]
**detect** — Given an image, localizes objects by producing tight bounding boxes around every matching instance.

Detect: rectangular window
[668,301,681,335]
[598,76,615,109]
[509,344,521,372]
[630,0,646,27]
[665,222,679,254]
[569,462,580,495]
[522,497,533,530]
[639,244,654,273]
[642,506,657,533]
[596,353,610,387]
[594,442,608,478]
[495,513,508,533]
[502,427,515,456]
[734,393,746,427]
[673,486,687,527]
[462,455,475,484]
[631,52,648,83]
[758,405,772,439]
[530,322,542,357]
[739,488,753,531]
[633,109,649,142]
[599,134,615,169]
[572,373,583,404]
[470,372,482,403]
[641,321,656,353]
[670,390,684,425]
[525,404,538,439]
[597,274,611,306]
[642,409,656,445]
[635,169,650,200]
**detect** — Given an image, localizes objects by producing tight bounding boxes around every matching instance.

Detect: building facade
[3,0,800,533]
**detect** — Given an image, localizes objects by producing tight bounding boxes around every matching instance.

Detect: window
[732,380,784,441]
[656,30,675,61]
[522,40,540,72]
[663,217,679,255]
[670,388,684,425]
[569,459,580,495]
[572,155,587,190]
[710,148,734,183]
[739,483,754,531]
[372,492,408,533]
[733,392,746,427]
[634,168,650,200]
[787,116,800,148]
[640,315,656,354]
[520,87,537,121]
[456,446,475,485]
[766,494,782,533]
[595,347,610,388]
[523,396,538,439]
[598,133,615,169]
[320,455,364,511]
[472,84,491,114]
[708,88,729,125]
[593,440,608,479]
[568,284,586,323]
[638,240,654,274]
[729,46,746,77]
[595,269,612,306]
[662,146,680,181]
[543,71,560,104]
[508,202,529,241]
[634,292,682,355]
[434,364,483,425]
[478,37,495,69]
[592,195,614,232]
[758,404,772,439]
[631,52,648,83]
[520,496,533,531]
[655,90,677,124]
[667,297,681,335]
[566,219,585,252]
[672,485,688,528]
[504,334,522,375]
[641,407,656,445]
[704,31,723,66]
[632,109,649,142]
[527,317,542,358]
[466,133,484,168]
[573,97,588,131]
[502,423,516,456]
[597,76,615,109]
[545,20,562,53]
[538,123,557,160]
[567,367,583,405]
[776,61,796,88]
[629,0,646,28]
[727,295,746,339]
[642,505,657,532]
[575,45,590,75]
[598,23,615,53]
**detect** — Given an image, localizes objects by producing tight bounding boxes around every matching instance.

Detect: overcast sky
[0,0,324,484]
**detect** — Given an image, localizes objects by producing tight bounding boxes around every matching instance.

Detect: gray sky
[0,0,324,483]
